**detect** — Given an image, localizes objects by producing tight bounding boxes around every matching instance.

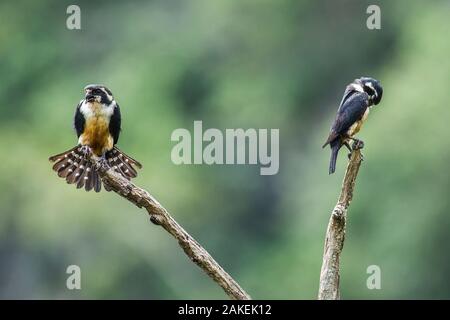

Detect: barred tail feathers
[49,146,142,192]
[49,146,101,192]
[105,146,142,180]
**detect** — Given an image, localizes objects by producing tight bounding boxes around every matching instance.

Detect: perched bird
[322,77,383,174]
[49,84,142,192]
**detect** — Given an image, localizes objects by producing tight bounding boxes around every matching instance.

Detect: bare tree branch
[92,158,251,300]
[318,149,363,300]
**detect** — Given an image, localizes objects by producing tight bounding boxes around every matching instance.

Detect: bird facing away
[49,84,142,192]
[322,77,383,174]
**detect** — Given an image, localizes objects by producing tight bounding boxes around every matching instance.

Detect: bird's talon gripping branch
[344,142,352,152]
[352,139,364,150]
[80,145,92,157]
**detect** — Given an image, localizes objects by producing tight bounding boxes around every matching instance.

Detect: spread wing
[109,102,121,145]
[74,100,85,138]
[322,90,369,147]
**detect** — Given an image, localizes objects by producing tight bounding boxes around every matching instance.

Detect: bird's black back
[331,90,369,137]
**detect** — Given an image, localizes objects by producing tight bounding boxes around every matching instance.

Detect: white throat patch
[80,100,115,119]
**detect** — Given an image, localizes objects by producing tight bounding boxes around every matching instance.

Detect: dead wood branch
[318,149,363,300]
[91,157,251,300]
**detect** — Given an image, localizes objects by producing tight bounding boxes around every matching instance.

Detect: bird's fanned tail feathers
[105,146,142,180]
[49,146,142,192]
[49,146,101,192]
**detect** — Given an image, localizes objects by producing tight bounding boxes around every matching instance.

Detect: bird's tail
[49,146,142,192]
[49,146,102,192]
[105,146,142,180]
[329,141,340,175]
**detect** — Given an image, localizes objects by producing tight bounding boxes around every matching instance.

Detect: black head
[84,84,114,105]
[359,77,383,105]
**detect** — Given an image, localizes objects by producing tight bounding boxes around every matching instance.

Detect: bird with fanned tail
[49,84,142,192]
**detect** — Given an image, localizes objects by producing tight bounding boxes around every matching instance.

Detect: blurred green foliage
[0,0,449,299]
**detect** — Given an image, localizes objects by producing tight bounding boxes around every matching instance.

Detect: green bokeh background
[1,0,449,299]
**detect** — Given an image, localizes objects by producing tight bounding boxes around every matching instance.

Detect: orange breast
[80,116,113,156]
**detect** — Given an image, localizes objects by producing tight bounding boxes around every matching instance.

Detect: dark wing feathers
[323,91,369,147]
[109,103,121,145]
[337,85,356,111]
[74,101,85,138]
[333,91,369,135]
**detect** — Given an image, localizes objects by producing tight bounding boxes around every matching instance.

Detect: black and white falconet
[322,77,383,174]
[49,84,142,192]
